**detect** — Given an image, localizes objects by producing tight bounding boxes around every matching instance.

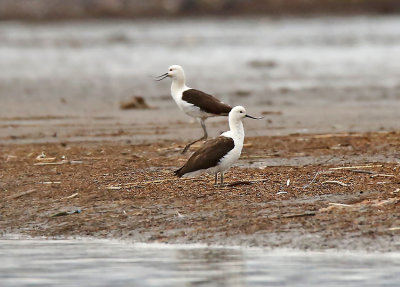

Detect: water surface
[1,16,400,143]
[1,238,399,286]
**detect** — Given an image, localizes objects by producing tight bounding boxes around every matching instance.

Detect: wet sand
[1,132,400,251]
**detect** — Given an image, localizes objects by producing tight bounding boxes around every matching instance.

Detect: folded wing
[175,136,235,177]
[182,89,232,116]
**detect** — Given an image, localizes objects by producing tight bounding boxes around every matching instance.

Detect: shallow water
[1,16,400,143]
[1,238,399,287]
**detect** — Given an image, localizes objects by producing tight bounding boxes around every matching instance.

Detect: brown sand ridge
[1,0,400,20]
[1,131,400,250]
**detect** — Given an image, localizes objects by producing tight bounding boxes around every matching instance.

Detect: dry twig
[303,171,320,189]
[371,174,395,178]
[351,169,375,174]
[106,186,122,190]
[310,133,361,139]
[322,180,349,187]
[282,211,316,218]
[34,160,69,166]
[11,189,37,199]
[61,193,79,200]
[328,203,352,207]
[329,165,382,170]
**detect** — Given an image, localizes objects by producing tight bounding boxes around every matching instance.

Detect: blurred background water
[1,16,400,143]
[1,238,400,287]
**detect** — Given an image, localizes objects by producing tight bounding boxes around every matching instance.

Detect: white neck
[171,74,187,100]
[229,117,244,144]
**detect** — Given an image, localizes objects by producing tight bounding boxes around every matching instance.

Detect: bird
[156,65,232,153]
[174,106,262,185]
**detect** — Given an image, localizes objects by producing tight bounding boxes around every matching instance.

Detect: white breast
[172,86,212,119]
[215,133,243,174]
[179,101,204,118]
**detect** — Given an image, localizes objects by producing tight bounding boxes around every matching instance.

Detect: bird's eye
[169,69,172,71]
[240,111,243,113]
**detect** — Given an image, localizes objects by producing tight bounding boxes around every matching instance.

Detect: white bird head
[167,65,184,79]
[230,106,264,121]
[155,65,185,81]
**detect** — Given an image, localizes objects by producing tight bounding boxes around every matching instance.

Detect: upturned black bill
[246,114,264,120]
[155,73,168,81]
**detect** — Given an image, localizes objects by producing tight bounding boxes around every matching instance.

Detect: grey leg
[182,137,204,154]
[220,173,224,185]
[200,119,208,139]
[182,119,208,154]
[214,173,218,185]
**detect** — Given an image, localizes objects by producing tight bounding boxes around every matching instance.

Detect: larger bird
[156,65,232,153]
[174,106,262,185]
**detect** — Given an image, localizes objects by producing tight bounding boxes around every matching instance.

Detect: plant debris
[51,209,81,217]
[120,96,156,110]
[1,131,400,251]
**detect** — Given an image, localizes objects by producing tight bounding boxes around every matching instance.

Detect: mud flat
[1,131,399,251]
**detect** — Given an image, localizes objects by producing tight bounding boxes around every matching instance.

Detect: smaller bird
[174,106,262,185]
[156,65,232,153]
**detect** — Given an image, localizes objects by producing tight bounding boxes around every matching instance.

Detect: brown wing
[182,89,232,116]
[175,136,234,177]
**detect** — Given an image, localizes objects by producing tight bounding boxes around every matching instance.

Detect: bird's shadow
[213,179,268,188]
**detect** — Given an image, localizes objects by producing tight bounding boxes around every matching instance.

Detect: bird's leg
[200,119,208,140]
[182,137,204,154]
[181,119,208,154]
[214,173,226,188]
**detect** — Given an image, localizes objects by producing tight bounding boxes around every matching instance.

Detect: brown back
[175,136,235,177]
[182,89,232,116]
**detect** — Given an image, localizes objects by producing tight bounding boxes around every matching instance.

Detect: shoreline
[2,234,400,254]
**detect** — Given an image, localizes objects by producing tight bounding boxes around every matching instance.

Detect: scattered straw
[322,180,349,187]
[329,165,382,170]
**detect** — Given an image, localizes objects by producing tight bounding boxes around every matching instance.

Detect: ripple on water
[0,238,399,287]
